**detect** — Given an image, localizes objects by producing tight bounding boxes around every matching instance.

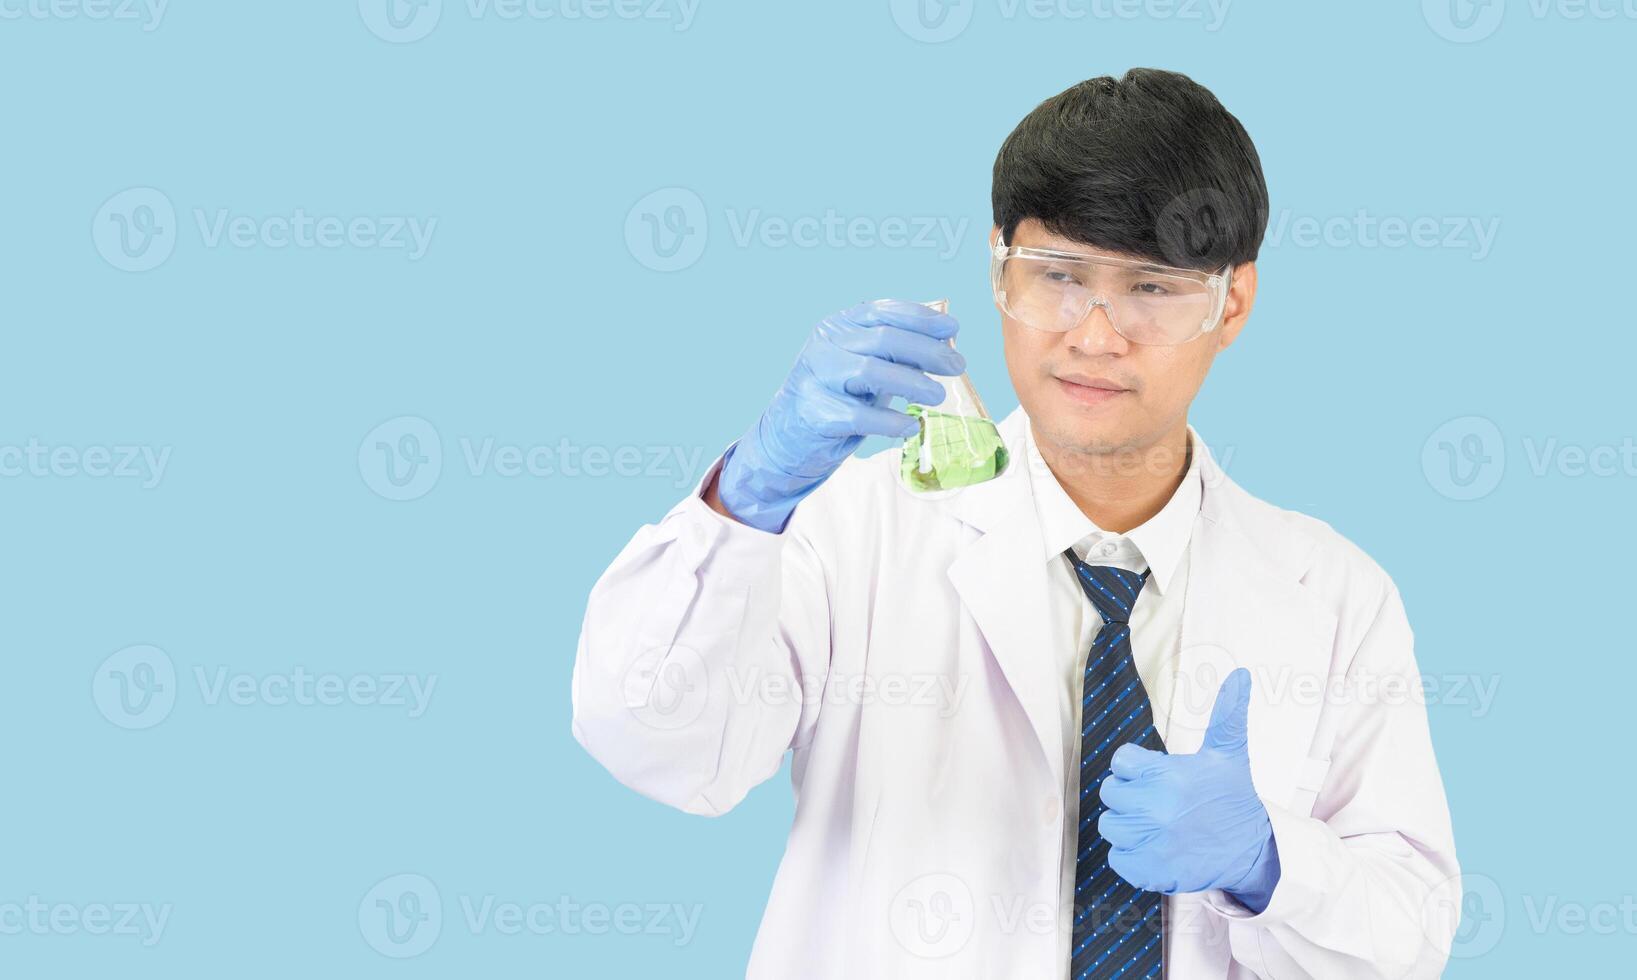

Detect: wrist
[1222,822,1281,914]
[716,438,816,534]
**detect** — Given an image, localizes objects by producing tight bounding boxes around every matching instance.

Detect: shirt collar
[1023,420,1204,595]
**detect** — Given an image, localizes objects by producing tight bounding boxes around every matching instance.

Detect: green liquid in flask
[900,404,1010,492]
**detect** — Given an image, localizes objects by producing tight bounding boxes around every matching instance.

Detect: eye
[1043,268,1083,286]
[1131,280,1172,296]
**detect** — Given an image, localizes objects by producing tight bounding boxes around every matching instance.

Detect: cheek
[1001,321,1059,368]
[1001,324,1057,395]
[1139,346,1212,408]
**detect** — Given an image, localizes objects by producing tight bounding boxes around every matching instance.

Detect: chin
[1034,399,1152,456]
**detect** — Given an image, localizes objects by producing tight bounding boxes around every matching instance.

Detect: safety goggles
[991,236,1232,346]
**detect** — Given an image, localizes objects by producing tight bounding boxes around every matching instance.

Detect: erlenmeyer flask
[898,298,1009,493]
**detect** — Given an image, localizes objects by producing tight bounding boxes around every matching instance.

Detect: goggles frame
[990,236,1234,345]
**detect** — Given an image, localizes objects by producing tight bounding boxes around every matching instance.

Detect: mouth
[1054,374,1132,406]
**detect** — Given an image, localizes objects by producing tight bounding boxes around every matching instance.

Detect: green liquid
[900,405,1009,492]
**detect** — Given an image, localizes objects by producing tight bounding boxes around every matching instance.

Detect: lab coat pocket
[1285,754,1332,817]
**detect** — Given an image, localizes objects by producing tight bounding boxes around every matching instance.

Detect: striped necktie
[1064,548,1167,980]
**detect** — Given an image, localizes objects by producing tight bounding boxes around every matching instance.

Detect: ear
[1214,260,1258,351]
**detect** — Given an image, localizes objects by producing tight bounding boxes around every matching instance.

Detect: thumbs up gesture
[1097,668,1282,911]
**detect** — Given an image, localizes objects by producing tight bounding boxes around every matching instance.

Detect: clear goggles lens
[992,248,1229,346]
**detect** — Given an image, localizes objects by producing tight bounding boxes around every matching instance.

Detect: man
[572,68,1459,978]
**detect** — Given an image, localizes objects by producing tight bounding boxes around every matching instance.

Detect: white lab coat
[571,407,1460,979]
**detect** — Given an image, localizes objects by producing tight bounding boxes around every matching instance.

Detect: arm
[572,298,962,816]
[1203,583,1461,979]
[570,453,833,816]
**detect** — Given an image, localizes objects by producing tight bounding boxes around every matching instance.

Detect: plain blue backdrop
[2,1,1632,976]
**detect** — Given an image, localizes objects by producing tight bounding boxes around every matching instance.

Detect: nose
[1064,299,1130,355]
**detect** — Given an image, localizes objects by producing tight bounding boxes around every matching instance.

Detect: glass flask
[898,298,1009,493]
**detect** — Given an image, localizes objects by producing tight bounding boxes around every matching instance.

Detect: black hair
[991,68,1268,271]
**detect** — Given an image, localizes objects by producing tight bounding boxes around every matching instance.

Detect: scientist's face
[995,219,1256,459]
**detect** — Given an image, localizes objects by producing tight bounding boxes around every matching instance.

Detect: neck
[1033,420,1192,534]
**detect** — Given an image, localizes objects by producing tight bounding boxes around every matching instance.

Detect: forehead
[1008,218,1151,264]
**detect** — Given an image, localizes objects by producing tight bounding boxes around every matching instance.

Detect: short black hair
[991,68,1268,271]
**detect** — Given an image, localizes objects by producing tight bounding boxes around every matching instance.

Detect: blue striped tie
[1065,548,1166,980]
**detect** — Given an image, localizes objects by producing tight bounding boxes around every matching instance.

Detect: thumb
[1202,667,1252,752]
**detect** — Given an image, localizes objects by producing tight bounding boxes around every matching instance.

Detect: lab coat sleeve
[1202,581,1461,979]
[570,448,833,817]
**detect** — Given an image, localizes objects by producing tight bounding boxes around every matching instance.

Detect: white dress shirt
[1020,420,1205,975]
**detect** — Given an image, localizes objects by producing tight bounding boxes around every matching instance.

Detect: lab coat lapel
[1171,440,1339,810]
[942,410,1065,795]
[934,414,1340,819]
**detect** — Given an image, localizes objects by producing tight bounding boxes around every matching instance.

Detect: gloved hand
[715,299,964,532]
[1097,668,1282,912]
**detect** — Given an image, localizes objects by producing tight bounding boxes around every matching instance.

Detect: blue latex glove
[1097,668,1282,912]
[715,299,964,532]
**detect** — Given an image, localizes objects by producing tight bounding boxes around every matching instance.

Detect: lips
[1055,374,1131,405]
[1057,374,1128,391]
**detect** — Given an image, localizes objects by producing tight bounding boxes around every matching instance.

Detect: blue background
[2,0,1631,976]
